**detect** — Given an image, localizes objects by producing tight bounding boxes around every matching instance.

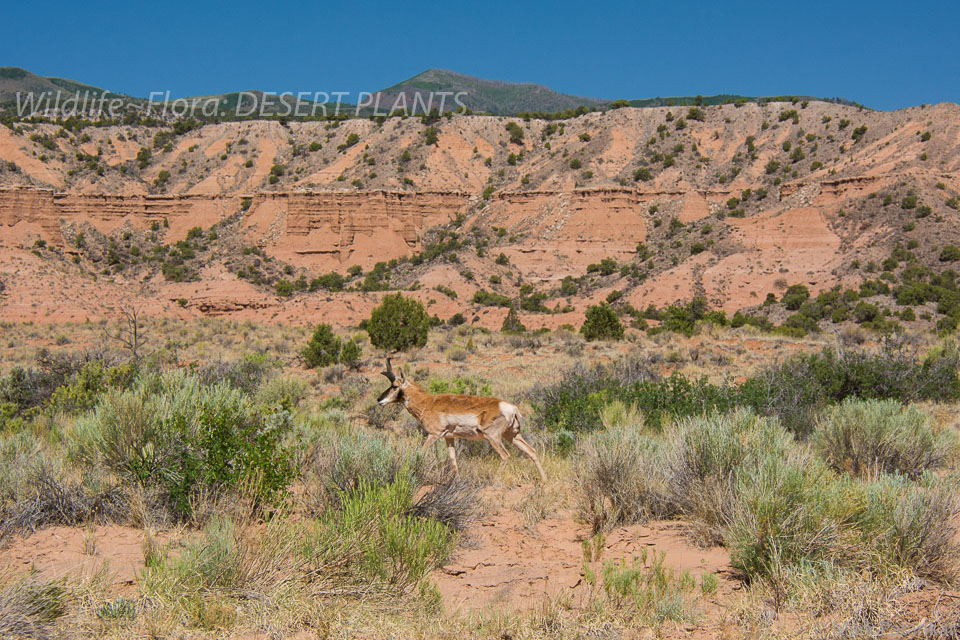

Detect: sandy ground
[433,510,733,615]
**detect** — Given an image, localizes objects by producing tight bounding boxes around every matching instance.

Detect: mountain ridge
[0,65,870,115]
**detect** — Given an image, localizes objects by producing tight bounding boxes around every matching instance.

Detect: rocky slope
[1,101,959,328]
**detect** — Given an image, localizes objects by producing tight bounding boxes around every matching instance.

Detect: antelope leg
[445,437,459,474]
[422,433,440,451]
[509,433,548,483]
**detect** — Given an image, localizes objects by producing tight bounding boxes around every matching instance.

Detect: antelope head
[377,358,406,405]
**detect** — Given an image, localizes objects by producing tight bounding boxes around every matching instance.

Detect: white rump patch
[440,413,481,428]
[499,402,518,423]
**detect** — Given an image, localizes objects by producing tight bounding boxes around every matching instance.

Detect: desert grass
[2,320,960,638]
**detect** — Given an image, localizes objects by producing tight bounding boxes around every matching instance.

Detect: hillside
[0,67,123,104]
[1,100,959,331]
[375,68,608,115]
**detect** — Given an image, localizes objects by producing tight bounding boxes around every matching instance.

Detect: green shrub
[309,272,346,292]
[337,133,360,151]
[739,344,960,437]
[940,245,960,262]
[501,306,526,333]
[658,296,714,336]
[274,280,294,297]
[781,284,810,310]
[302,324,346,368]
[813,399,956,479]
[505,121,524,144]
[254,376,309,412]
[367,293,430,351]
[70,371,294,518]
[428,376,492,396]
[340,339,362,367]
[580,303,624,341]
[530,355,735,433]
[46,361,110,415]
[472,289,512,307]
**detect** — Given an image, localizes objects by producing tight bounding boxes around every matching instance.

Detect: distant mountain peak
[377,69,607,115]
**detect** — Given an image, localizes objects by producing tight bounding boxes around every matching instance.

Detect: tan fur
[379,366,546,482]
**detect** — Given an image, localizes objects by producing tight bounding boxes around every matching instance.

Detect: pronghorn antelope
[377,358,547,482]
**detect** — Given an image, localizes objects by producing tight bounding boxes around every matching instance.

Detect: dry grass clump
[576,408,792,539]
[301,426,478,532]
[0,468,127,541]
[0,574,67,640]
[575,428,673,531]
[856,473,960,583]
[577,404,960,589]
[813,398,958,479]
[301,429,438,511]
[408,476,478,532]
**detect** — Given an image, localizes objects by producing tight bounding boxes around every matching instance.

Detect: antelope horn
[381,357,396,382]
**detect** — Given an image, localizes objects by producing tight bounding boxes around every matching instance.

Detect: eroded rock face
[246,190,471,270]
[1,101,959,327]
[0,187,471,271]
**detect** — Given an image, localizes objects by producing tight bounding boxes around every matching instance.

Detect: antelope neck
[400,382,427,420]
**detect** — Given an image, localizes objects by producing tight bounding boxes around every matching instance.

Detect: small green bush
[302,324,347,368]
[940,245,960,262]
[505,121,524,144]
[598,550,698,625]
[781,284,810,310]
[501,306,526,333]
[337,132,360,151]
[367,293,430,351]
[580,303,624,341]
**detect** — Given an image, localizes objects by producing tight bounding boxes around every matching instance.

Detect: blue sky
[3,0,957,110]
